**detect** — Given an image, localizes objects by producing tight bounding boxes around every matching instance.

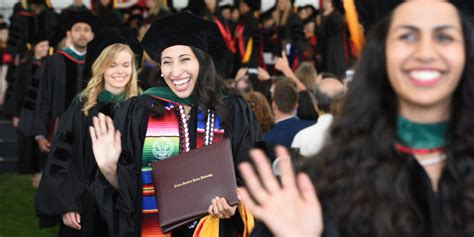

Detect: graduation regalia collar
[98,90,127,104]
[395,115,448,154]
[143,86,196,105]
[58,47,86,64]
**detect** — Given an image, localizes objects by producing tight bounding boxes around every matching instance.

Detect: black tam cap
[84,28,143,79]
[62,10,97,32]
[28,31,49,45]
[242,0,261,11]
[141,12,226,62]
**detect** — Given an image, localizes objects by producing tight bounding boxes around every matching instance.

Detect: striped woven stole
[141,101,224,237]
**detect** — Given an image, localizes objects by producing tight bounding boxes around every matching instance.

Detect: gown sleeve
[93,95,149,237]
[224,95,265,186]
[33,56,55,137]
[35,97,85,227]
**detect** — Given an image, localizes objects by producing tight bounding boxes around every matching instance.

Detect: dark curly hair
[149,47,230,123]
[302,5,474,237]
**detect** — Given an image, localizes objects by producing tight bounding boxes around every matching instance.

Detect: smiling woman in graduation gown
[35,28,143,236]
[90,13,265,237]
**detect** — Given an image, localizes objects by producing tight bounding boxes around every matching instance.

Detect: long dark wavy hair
[149,47,230,123]
[302,6,474,237]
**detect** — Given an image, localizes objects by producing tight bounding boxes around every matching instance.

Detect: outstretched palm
[239,147,323,237]
[89,113,121,170]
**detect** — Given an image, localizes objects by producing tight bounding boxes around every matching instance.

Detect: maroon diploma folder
[151,138,238,233]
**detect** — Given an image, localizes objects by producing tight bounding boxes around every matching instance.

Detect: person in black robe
[89,12,265,236]
[7,33,49,183]
[0,21,9,106]
[240,2,474,236]
[33,10,96,156]
[35,28,143,237]
[273,0,306,70]
[91,0,123,31]
[144,0,171,22]
[6,0,58,60]
[234,0,262,72]
[186,0,236,79]
[2,0,58,115]
[315,0,348,78]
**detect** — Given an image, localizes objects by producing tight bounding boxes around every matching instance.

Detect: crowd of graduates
[0,0,365,183]
[2,0,474,236]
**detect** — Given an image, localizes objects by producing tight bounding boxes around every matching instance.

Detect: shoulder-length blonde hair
[81,43,139,116]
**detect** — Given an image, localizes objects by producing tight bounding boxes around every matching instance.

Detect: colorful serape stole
[140,98,225,237]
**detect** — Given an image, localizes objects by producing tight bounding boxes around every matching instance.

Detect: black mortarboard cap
[28,31,49,45]
[184,0,207,17]
[62,10,97,32]
[261,8,273,21]
[141,12,226,62]
[242,0,261,11]
[84,28,143,79]
[28,0,46,4]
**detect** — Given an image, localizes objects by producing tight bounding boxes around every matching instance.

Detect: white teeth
[173,78,190,85]
[409,70,441,81]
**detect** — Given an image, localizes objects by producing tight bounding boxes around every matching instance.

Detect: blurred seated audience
[291,78,344,157]
[264,77,314,148]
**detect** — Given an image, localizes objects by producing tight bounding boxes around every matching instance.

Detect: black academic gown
[34,51,85,140]
[249,153,462,237]
[9,59,45,173]
[316,11,348,78]
[17,59,46,137]
[94,6,123,32]
[10,60,42,117]
[7,8,58,58]
[275,12,306,68]
[211,14,236,79]
[93,93,264,237]
[234,13,262,72]
[35,97,118,236]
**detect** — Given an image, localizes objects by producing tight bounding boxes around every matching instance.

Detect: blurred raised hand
[238,147,323,237]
